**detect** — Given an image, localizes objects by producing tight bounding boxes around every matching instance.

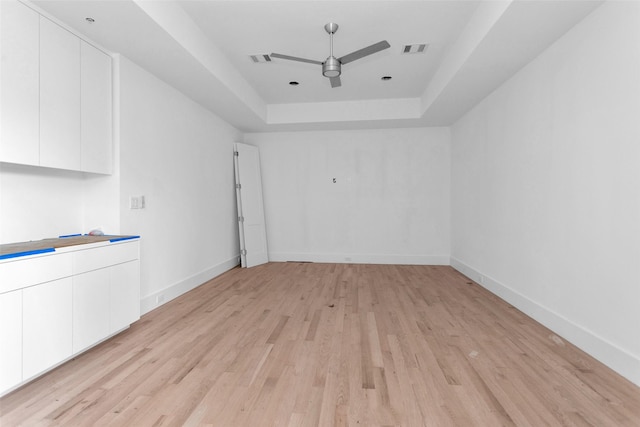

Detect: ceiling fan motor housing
[323,56,341,77]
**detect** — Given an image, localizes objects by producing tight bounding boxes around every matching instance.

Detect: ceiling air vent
[250,54,272,63]
[402,44,428,54]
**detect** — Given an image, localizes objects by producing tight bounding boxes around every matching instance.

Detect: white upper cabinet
[0,0,113,174]
[39,16,81,171]
[0,0,40,165]
[81,41,113,174]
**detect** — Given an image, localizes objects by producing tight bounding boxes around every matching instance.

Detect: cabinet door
[0,290,23,395]
[81,41,112,174]
[23,277,73,380]
[39,16,81,171]
[73,268,110,353]
[0,0,39,165]
[110,260,140,333]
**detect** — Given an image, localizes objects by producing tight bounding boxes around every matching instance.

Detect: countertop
[0,235,140,260]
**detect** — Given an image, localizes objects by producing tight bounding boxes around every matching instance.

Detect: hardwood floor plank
[2,263,639,426]
[367,312,385,369]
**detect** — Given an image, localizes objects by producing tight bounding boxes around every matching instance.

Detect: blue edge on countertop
[0,235,140,260]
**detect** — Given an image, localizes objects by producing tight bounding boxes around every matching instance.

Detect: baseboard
[268,252,450,265]
[140,255,240,315]
[450,257,640,387]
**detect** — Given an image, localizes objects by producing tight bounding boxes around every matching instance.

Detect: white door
[234,143,269,268]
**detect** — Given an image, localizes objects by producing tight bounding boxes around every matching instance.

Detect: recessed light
[289,81,299,86]
[85,17,95,23]
[381,76,392,81]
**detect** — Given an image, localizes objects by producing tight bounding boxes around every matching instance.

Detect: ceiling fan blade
[329,76,342,88]
[270,53,322,65]
[338,40,390,65]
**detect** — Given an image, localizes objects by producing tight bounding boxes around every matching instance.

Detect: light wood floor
[1,263,639,426]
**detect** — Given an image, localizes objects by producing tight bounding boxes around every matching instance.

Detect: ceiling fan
[271,23,390,88]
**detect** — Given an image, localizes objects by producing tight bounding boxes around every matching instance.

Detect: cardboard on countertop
[0,235,138,256]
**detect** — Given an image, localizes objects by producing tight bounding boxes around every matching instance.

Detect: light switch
[129,195,145,209]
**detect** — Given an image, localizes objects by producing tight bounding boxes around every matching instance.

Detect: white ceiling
[31,0,603,132]
[180,1,478,104]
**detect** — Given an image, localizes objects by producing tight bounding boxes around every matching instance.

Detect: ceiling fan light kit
[271,22,390,88]
[323,57,341,78]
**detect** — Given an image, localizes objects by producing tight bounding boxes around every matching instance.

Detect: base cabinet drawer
[0,252,72,294]
[22,277,73,380]
[73,241,139,275]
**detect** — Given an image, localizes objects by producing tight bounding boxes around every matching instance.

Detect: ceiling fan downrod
[323,23,341,78]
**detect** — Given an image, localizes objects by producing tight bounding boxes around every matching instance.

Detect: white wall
[244,128,450,265]
[118,56,241,314]
[0,161,119,244]
[451,1,640,385]
[0,164,81,242]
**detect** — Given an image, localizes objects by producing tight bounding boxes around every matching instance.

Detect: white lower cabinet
[110,260,141,333]
[73,268,110,354]
[0,238,139,396]
[0,290,23,393]
[22,278,73,380]
[72,258,141,353]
